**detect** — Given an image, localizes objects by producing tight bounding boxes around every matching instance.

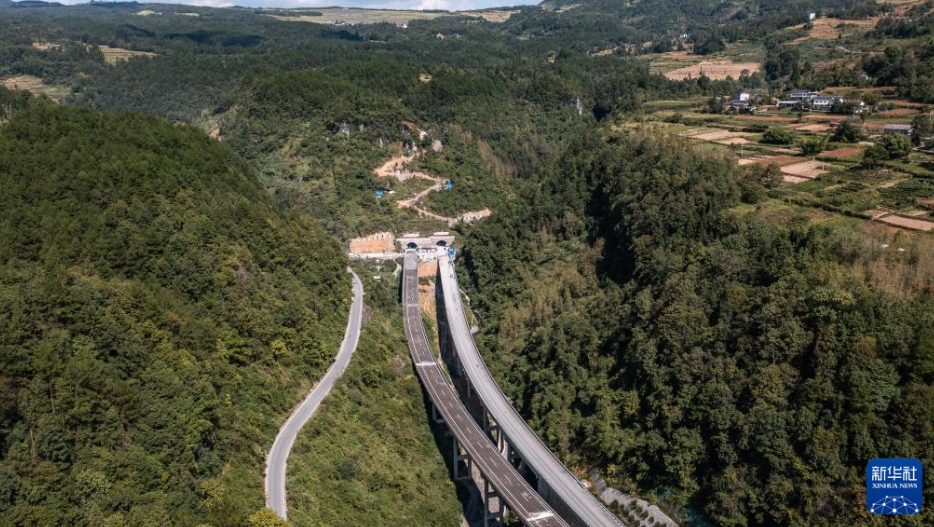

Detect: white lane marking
[401,262,568,526]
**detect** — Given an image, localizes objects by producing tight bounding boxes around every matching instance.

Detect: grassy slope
[286,269,463,527]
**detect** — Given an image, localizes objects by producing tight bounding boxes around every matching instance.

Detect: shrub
[761,126,795,144]
[832,119,866,143]
[863,133,912,166]
[798,135,829,156]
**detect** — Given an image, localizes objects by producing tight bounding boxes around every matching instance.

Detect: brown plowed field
[752,155,807,167]
[789,16,877,43]
[878,108,917,117]
[717,137,751,145]
[664,60,760,81]
[418,259,438,279]
[795,124,832,132]
[875,214,934,232]
[691,130,748,141]
[780,160,827,179]
[820,147,864,159]
[783,175,812,184]
[418,284,437,324]
[2,75,69,101]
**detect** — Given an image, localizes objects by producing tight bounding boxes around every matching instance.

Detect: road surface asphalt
[438,256,624,527]
[265,268,364,520]
[403,252,567,527]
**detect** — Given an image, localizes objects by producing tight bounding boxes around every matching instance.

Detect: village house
[788,89,820,100]
[725,91,762,113]
[808,95,844,112]
[884,124,913,136]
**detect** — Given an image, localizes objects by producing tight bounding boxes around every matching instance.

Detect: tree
[862,144,888,167]
[863,92,881,107]
[863,133,912,166]
[753,163,784,188]
[830,100,863,115]
[761,127,794,145]
[831,119,865,143]
[247,508,290,527]
[911,113,933,145]
[798,135,828,156]
[883,133,913,158]
[695,32,726,55]
[706,95,725,114]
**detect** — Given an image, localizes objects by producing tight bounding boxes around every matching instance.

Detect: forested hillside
[531,0,882,40]
[461,131,934,526]
[0,95,349,525]
[0,0,732,240]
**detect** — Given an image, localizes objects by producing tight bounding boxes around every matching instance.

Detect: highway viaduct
[402,251,568,527]
[434,255,625,527]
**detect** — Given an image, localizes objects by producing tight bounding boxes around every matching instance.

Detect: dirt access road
[372,130,490,226]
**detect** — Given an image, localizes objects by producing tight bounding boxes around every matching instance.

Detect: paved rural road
[438,256,624,527]
[402,252,568,527]
[265,268,364,520]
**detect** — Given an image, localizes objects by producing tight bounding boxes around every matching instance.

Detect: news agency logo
[866,458,922,515]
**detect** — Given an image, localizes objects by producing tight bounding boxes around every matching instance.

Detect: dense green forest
[538,0,882,38]
[0,0,848,232]
[0,96,350,525]
[460,132,934,526]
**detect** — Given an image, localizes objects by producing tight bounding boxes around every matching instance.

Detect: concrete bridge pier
[482,411,498,438]
[483,478,506,527]
[483,412,510,457]
[497,432,509,457]
[432,402,445,424]
[439,318,456,363]
[453,438,472,482]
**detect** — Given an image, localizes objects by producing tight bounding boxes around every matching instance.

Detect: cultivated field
[636,0,934,240]
[795,124,833,133]
[649,50,698,73]
[98,45,157,65]
[31,41,156,65]
[746,155,807,167]
[780,160,828,181]
[874,214,934,232]
[789,16,877,43]
[1,75,69,102]
[663,60,761,81]
[470,10,518,22]
[819,147,865,159]
[267,7,515,26]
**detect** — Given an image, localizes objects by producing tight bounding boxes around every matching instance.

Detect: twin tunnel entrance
[406,240,447,249]
[399,232,454,252]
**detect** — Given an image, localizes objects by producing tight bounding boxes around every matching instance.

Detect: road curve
[265,268,364,520]
[438,256,624,527]
[402,252,568,527]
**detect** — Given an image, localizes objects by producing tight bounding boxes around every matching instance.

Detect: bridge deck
[438,256,624,527]
[402,252,567,527]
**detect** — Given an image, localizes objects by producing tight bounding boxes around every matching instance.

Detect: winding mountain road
[265,269,364,520]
